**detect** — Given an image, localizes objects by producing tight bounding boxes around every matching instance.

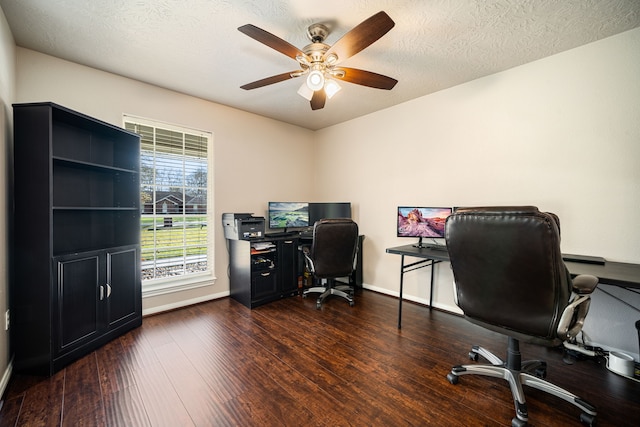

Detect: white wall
[0,6,15,396]
[15,47,316,313]
[314,28,640,357]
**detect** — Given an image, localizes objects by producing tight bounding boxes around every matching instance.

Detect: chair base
[446,339,597,427]
[303,282,354,309]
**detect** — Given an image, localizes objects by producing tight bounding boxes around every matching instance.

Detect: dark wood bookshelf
[12,102,143,376]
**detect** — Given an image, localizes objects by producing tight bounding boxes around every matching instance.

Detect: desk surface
[386,244,451,261]
[386,244,640,290]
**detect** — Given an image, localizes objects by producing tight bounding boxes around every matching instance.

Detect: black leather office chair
[444,206,598,427]
[302,218,359,309]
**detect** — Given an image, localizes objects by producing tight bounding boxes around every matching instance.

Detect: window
[124,116,214,296]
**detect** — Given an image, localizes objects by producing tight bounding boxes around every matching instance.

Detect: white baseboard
[142,290,230,316]
[0,358,12,400]
[362,283,461,314]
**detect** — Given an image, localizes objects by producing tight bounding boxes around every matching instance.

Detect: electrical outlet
[4,309,9,331]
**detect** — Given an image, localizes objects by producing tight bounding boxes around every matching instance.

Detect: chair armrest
[302,246,315,273]
[572,274,598,295]
[557,294,591,340]
[556,275,598,340]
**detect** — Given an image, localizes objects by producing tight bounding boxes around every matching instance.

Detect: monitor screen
[397,207,452,239]
[268,202,309,229]
[309,202,352,224]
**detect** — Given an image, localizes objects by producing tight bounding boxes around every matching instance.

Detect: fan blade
[310,90,326,110]
[333,67,397,90]
[240,71,301,90]
[238,24,306,61]
[324,11,395,64]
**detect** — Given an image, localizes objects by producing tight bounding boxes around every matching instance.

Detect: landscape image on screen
[269,202,309,228]
[397,207,451,238]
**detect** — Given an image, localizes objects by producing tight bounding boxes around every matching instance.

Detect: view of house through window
[124,117,212,284]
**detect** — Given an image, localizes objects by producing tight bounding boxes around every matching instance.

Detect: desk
[386,244,640,329]
[385,245,451,328]
[563,261,640,289]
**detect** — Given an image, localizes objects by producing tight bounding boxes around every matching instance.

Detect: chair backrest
[310,218,359,279]
[445,206,572,343]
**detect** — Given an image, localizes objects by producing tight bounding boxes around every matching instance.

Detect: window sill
[142,271,216,298]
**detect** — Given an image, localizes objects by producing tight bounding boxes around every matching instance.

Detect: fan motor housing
[303,42,329,63]
[307,23,329,43]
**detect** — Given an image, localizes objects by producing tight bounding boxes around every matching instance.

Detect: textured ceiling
[2,0,639,130]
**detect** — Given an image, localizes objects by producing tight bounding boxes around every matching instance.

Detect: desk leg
[429,261,435,308]
[398,255,405,329]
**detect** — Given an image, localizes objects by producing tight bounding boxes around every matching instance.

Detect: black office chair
[302,218,359,309]
[444,206,598,427]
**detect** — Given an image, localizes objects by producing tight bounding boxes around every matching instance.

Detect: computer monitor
[309,202,352,224]
[268,202,309,230]
[397,206,453,248]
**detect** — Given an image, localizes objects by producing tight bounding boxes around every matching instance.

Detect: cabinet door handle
[106,284,112,298]
[99,285,105,301]
[261,272,270,276]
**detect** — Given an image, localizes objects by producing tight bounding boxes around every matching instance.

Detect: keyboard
[265,232,295,238]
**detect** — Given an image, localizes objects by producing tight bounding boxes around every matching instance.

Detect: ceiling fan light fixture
[306,70,325,91]
[324,79,341,99]
[297,82,314,101]
[325,53,338,65]
[328,69,345,79]
[296,54,310,67]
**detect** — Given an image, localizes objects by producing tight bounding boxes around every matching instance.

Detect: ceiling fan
[238,11,398,111]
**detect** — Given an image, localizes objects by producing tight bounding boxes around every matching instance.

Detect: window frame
[123,114,216,298]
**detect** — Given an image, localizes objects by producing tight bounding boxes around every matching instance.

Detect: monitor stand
[413,237,428,249]
[413,237,447,251]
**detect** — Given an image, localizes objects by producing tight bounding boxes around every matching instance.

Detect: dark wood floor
[1,290,639,426]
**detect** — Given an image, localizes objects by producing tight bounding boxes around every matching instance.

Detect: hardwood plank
[130,359,195,427]
[2,290,639,426]
[0,394,23,427]
[96,338,136,395]
[103,386,152,427]
[61,353,106,427]
[95,339,151,426]
[11,370,64,427]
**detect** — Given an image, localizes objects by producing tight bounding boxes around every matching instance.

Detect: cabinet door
[279,239,298,295]
[106,246,141,329]
[252,270,278,300]
[54,253,103,356]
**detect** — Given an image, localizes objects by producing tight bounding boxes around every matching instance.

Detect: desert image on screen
[397,207,450,238]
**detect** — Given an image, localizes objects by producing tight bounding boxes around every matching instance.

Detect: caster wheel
[511,417,527,427]
[302,294,307,299]
[579,412,596,426]
[349,301,354,307]
[446,373,459,385]
[469,351,479,361]
[316,302,322,309]
[534,366,547,379]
